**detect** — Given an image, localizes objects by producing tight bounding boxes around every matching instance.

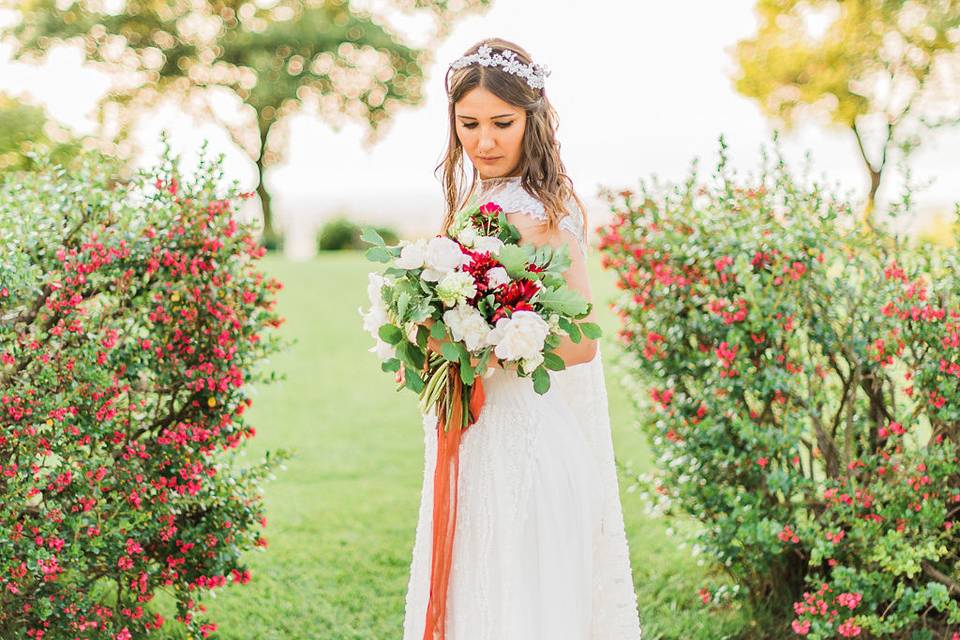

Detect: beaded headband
[449,44,551,90]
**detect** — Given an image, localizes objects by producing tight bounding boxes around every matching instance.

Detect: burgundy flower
[460,250,504,304]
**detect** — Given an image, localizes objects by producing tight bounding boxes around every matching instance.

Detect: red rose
[480,201,503,217]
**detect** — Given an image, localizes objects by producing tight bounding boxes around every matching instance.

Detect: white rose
[473,235,504,256]
[442,302,491,352]
[358,302,388,336]
[368,336,396,361]
[484,310,550,362]
[486,267,510,289]
[395,239,428,270]
[421,236,470,282]
[366,271,390,306]
[436,271,477,308]
[456,225,478,247]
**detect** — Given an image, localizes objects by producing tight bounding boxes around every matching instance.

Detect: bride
[402,38,644,640]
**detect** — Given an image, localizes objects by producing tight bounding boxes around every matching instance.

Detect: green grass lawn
[162,250,747,639]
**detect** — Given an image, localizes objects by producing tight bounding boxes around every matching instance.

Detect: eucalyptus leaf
[532,366,550,394]
[378,324,403,345]
[360,226,385,246]
[441,341,460,363]
[538,287,589,317]
[365,246,392,263]
[542,351,566,371]
[579,322,602,339]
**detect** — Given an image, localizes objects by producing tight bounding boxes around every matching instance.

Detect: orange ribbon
[422,367,486,640]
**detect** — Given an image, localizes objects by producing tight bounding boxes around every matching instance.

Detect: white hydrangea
[421,236,470,282]
[521,351,545,372]
[486,266,510,288]
[456,225,478,247]
[436,270,477,308]
[442,302,491,352]
[395,238,428,270]
[484,310,550,363]
[473,235,504,256]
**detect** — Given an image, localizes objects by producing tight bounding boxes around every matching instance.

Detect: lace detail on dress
[475,176,588,257]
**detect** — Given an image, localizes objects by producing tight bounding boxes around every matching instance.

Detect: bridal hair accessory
[449,44,551,89]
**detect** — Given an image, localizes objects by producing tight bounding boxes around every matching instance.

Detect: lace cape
[473,176,589,256]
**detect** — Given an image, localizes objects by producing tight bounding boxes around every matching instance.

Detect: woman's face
[454,86,526,180]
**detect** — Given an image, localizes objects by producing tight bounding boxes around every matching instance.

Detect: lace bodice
[474,175,589,257]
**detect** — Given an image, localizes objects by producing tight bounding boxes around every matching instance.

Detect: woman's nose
[477,134,496,153]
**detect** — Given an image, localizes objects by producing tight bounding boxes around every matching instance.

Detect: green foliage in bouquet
[598,136,960,638]
[0,142,292,639]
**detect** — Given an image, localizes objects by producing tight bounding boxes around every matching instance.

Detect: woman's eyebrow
[456,113,515,120]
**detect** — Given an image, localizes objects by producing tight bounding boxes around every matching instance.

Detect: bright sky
[1,0,958,245]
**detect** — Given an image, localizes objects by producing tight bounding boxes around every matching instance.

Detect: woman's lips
[479,156,501,163]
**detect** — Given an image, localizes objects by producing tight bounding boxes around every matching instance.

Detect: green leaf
[403,370,426,393]
[396,291,411,322]
[360,226,385,246]
[532,365,551,394]
[415,324,429,350]
[474,349,490,378]
[430,319,447,340]
[380,358,401,373]
[579,322,602,339]
[497,244,531,278]
[542,351,566,371]
[458,355,475,386]
[558,317,582,343]
[378,324,403,345]
[407,344,425,371]
[365,246,392,263]
[537,287,589,316]
[440,341,460,363]
[546,243,571,272]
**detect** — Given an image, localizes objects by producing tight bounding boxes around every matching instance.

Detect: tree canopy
[733,0,960,229]
[6,0,492,246]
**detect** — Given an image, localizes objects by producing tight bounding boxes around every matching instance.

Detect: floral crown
[449,44,551,90]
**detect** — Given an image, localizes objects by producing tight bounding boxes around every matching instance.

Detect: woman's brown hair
[435,37,588,239]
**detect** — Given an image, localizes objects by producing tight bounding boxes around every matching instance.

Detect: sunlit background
[3,0,958,258]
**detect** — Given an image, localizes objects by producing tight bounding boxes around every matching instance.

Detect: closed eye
[462,121,513,129]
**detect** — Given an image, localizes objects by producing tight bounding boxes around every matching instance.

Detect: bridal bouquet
[357,197,600,432]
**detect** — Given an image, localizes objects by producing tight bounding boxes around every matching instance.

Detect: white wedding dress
[402,175,643,640]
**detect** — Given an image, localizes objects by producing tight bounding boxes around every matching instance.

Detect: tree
[5,0,492,248]
[0,92,81,171]
[732,0,960,230]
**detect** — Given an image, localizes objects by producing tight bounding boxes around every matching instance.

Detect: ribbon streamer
[422,365,486,640]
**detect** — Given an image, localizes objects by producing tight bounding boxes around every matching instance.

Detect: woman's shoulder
[486,181,580,227]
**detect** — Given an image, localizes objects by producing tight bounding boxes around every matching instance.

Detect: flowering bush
[598,138,960,638]
[0,145,290,638]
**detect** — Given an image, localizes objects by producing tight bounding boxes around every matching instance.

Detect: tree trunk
[860,167,882,231]
[256,123,279,250]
